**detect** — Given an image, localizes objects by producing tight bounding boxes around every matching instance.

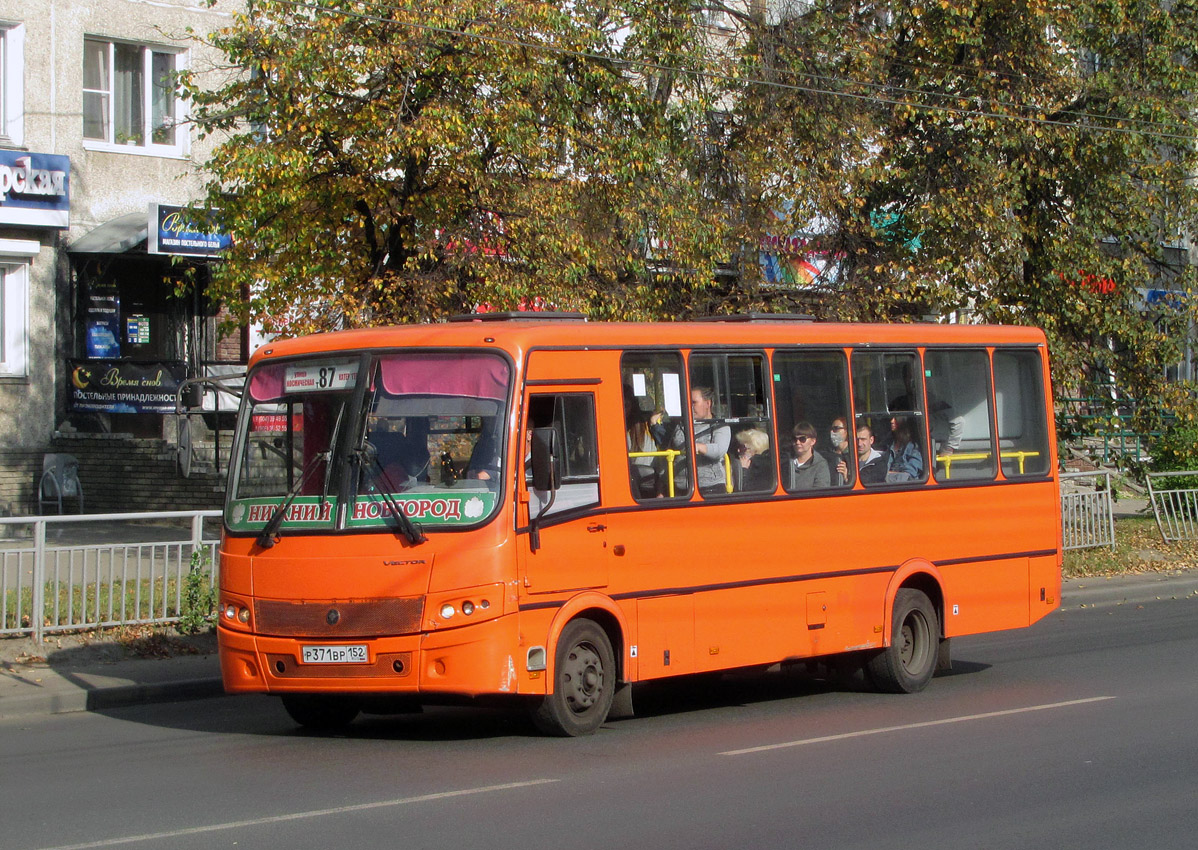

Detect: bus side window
[689,352,774,497]
[851,350,928,486]
[926,350,996,482]
[774,350,852,491]
[527,393,601,516]
[621,352,693,501]
[994,350,1051,478]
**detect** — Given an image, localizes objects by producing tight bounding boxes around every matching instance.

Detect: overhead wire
[256,0,1198,144]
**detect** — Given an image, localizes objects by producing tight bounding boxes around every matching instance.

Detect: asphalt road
[3,593,1196,850]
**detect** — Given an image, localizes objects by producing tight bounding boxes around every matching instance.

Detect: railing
[1146,470,1198,543]
[0,511,221,642]
[1057,396,1160,465]
[1060,471,1116,551]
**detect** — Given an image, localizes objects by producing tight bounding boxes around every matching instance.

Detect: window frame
[621,350,694,503]
[993,348,1052,480]
[82,37,187,157]
[850,348,930,487]
[688,349,773,499]
[925,347,998,484]
[772,347,854,494]
[0,245,32,378]
[0,22,24,145]
[526,391,601,518]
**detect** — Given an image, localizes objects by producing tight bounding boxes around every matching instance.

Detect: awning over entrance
[68,212,147,254]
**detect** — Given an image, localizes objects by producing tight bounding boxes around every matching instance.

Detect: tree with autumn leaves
[185,0,729,329]
[185,0,1198,425]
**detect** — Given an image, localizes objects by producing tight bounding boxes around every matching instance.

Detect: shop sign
[68,360,187,414]
[0,152,70,228]
[147,203,231,257]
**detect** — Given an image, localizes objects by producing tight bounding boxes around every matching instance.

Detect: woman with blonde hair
[734,427,773,491]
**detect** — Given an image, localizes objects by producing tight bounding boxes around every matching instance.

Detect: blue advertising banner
[68,360,187,414]
[0,152,70,228]
[147,203,231,257]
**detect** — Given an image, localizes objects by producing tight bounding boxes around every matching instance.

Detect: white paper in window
[632,373,646,396]
[662,373,682,417]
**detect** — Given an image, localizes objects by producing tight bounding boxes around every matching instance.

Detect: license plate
[301,644,368,664]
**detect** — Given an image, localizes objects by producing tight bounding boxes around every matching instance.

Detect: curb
[84,677,226,712]
[0,677,225,721]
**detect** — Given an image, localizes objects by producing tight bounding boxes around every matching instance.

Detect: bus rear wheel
[531,619,615,736]
[281,694,361,732]
[868,589,938,694]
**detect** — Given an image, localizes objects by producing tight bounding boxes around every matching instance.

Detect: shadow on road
[93,657,991,741]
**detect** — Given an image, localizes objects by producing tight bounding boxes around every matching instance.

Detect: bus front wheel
[531,619,615,736]
[868,589,938,694]
[281,694,361,732]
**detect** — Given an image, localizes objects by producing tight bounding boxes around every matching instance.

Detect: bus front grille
[254,597,424,637]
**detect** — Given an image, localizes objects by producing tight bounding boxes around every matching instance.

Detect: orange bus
[218,314,1061,735]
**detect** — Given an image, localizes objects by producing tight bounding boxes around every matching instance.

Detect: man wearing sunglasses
[787,421,830,490]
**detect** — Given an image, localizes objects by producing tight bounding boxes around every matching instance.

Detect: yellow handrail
[628,449,683,497]
[935,450,1041,479]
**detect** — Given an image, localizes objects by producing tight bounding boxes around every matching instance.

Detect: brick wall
[40,434,227,515]
[0,450,45,517]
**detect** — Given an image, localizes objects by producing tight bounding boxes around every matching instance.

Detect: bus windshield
[225,351,511,535]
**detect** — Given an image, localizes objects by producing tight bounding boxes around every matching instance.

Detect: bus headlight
[425,583,504,629]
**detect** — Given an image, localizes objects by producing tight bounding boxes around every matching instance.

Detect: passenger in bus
[826,416,853,486]
[369,420,430,490]
[856,424,887,485]
[734,428,772,491]
[690,386,731,494]
[626,399,664,498]
[928,394,965,458]
[787,422,830,490]
[466,419,502,483]
[886,417,923,482]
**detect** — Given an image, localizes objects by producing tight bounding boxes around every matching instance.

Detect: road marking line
[721,696,1117,756]
[30,779,560,850]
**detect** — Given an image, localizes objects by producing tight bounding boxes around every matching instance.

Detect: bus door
[519,388,609,594]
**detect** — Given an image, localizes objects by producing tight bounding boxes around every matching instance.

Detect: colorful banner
[68,360,187,414]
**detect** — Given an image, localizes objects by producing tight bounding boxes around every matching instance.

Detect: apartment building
[0,0,241,514]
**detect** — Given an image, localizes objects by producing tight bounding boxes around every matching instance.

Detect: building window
[83,38,183,153]
[0,23,24,145]
[0,261,28,377]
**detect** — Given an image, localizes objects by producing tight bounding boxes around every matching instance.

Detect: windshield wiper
[255,450,329,549]
[355,442,427,546]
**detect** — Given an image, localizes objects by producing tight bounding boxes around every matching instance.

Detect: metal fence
[1060,471,1116,551]
[0,511,221,642]
[1146,470,1198,543]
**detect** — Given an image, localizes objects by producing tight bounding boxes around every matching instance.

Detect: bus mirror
[530,427,561,491]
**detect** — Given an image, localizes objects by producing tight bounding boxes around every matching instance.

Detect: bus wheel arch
[532,616,617,736]
[888,564,945,640]
[544,596,628,685]
[532,598,627,736]
[870,563,945,694]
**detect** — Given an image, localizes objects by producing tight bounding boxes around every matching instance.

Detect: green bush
[178,549,216,635]
[1149,421,1198,490]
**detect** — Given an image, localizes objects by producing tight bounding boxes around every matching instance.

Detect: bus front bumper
[218,615,543,698]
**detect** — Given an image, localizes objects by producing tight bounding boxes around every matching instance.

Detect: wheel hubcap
[899,612,929,673]
[563,642,603,714]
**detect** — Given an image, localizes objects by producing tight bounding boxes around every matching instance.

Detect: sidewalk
[3,567,1197,722]
[0,634,222,721]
